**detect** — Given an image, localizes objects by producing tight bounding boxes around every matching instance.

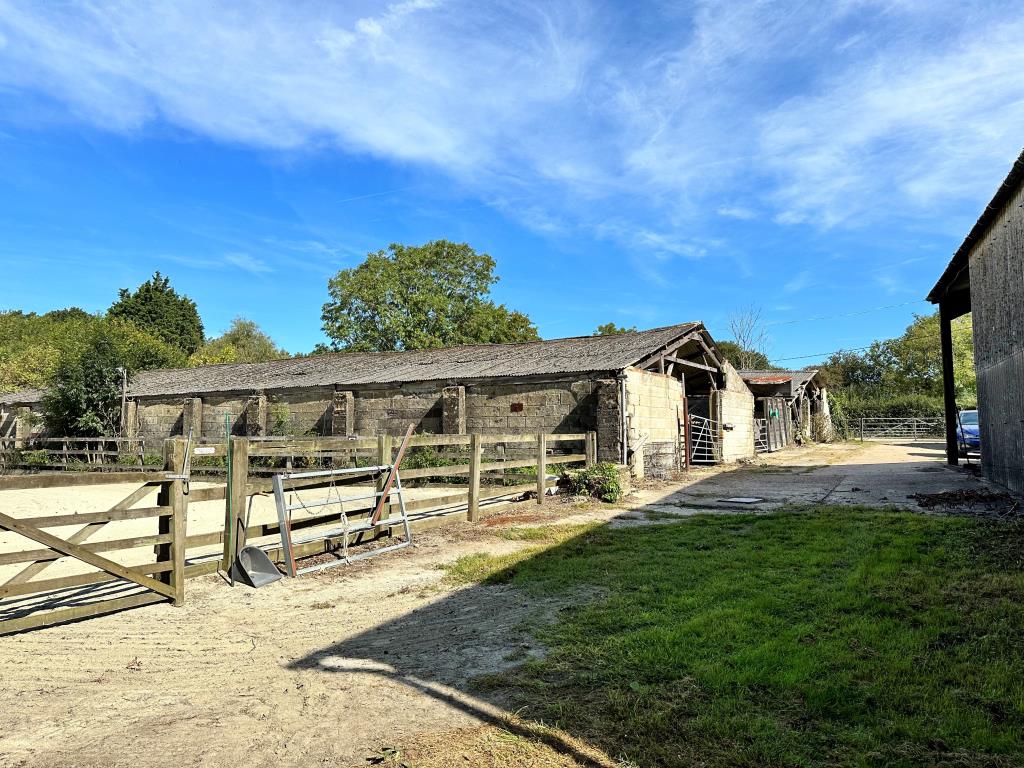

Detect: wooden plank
[0,591,168,636]
[185,485,227,503]
[546,454,586,465]
[3,480,163,586]
[0,511,176,599]
[0,533,175,566]
[0,560,175,599]
[406,434,472,447]
[664,355,716,373]
[15,506,168,528]
[401,463,471,480]
[478,433,540,444]
[0,472,159,491]
[543,433,587,442]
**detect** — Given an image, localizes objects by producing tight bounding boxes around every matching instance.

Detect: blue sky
[0,1,1022,363]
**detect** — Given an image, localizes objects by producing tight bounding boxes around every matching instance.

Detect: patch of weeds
[560,462,622,502]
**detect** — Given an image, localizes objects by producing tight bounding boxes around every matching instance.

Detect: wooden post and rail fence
[0,431,596,635]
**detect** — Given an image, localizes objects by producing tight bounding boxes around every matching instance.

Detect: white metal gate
[857,418,943,441]
[689,415,721,464]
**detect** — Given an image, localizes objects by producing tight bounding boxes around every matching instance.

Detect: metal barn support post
[467,433,482,521]
[536,433,547,505]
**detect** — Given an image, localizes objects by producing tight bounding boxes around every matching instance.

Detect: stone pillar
[442,386,466,434]
[123,400,139,438]
[182,397,203,437]
[331,390,355,436]
[245,393,268,437]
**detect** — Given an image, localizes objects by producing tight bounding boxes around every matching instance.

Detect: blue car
[957,409,981,455]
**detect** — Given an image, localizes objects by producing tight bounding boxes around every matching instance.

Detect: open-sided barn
[739,369,831,451]
[1,323,757,474]
[928,148,1024,494]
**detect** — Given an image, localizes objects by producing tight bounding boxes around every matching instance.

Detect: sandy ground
[0,440,1006,768]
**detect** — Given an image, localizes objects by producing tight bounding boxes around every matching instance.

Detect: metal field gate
[687,414,721,464]
[857,417,943,441]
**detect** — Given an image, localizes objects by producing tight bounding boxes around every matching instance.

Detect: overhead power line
[770,345,874,363]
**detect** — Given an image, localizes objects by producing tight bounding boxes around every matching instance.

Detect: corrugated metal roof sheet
[738,369,819,399]
[123,322,703,398]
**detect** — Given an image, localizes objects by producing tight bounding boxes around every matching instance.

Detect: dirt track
[0,440,1002,768]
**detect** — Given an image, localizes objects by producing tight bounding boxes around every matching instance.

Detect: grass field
[446,509,1024,767]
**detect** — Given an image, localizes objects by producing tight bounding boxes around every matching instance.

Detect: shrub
[21,449,50,468]
[561,462,622,503]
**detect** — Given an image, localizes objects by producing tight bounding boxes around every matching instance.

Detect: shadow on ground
[286,440,1024,766]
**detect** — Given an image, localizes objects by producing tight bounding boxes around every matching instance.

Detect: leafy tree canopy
[593,322,637,336]
[41,319,186,436]
[822,312,975,402]
[716,340,773,370]
[189,317,290,366]
[321,241,539,351]
[108,271,204,355]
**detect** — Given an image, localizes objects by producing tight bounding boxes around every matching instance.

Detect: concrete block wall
[353,384,444,435]
[718,363,755,462]
[129,375,610,455]
[465,379,598,435]
[625,367,683,475]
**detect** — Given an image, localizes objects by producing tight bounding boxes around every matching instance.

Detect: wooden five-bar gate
[0,431,594,635]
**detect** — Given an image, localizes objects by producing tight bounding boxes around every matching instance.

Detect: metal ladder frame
[271,464,413,577]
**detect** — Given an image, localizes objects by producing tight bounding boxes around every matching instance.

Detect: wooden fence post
[536,433,547,506]
[158,437,188,606]
[467,433,481,522]
[585,431,597,467]
[222,436,249,574]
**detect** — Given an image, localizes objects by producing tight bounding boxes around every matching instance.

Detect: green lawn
[447,509,1024,767]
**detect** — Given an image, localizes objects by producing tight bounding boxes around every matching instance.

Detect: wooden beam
[0,511,175,600]
[664,355,716,373]
[939,302,960,466]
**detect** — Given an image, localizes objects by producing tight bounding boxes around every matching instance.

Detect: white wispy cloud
[224,253,272,274]
[0,0,1021,272]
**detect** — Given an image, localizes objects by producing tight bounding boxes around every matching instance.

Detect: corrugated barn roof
[123,322,704,398]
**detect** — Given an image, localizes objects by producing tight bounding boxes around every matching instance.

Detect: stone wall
[625,367,684,476]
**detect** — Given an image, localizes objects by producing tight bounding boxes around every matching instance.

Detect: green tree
[593,322,637,336]
[716,340,773,370]
[189,317,289,366]
[41,319,185,436]
[108,271,204,355]
[321,241,539,351]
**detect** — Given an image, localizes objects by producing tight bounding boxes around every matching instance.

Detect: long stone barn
[1,323,756,473]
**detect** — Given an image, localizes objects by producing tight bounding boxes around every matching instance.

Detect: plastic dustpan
[230,546,283,588]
